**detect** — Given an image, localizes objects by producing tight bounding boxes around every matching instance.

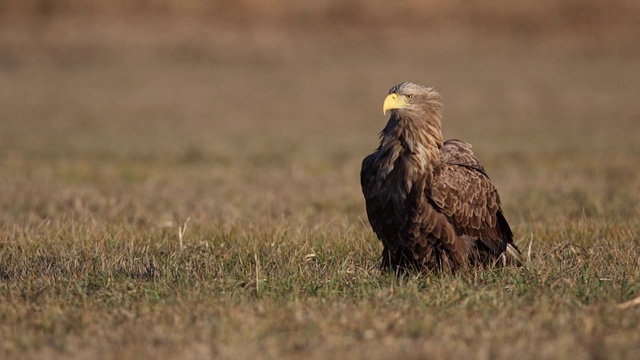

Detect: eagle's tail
[503,243,524,267]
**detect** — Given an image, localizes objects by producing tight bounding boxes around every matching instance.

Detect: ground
[0,12,639,359]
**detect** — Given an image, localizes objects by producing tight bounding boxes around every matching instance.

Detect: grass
[1,19,640,359]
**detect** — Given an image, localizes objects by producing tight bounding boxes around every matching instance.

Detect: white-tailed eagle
[361,82,522,272]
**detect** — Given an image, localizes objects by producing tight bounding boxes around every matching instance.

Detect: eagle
[360,82,522,272]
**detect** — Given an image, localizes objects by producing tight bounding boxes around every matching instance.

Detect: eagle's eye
[406,94,413,99]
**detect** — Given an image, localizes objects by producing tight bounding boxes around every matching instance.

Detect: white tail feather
[506,243,524,266]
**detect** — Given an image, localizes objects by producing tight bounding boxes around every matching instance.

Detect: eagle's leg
[380,246,392,271]
[380,246,405,273]
[382,247,424,274]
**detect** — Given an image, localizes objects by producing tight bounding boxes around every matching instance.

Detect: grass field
[1,16,640,359]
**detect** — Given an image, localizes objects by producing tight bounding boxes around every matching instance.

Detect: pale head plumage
[384,82,443,119]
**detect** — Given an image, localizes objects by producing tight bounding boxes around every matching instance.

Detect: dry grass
[1,17,640,359]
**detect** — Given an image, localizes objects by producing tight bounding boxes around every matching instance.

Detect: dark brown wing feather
[438,139,486,175]
[361,148,469,271]
[431,140,518,264]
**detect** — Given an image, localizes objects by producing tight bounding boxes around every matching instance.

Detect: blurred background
[1,0,639,227]
[2,4,640,359]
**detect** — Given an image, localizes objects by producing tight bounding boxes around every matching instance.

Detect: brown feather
[361,82,522,272]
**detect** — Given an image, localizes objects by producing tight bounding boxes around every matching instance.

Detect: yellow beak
[382,93,409,115]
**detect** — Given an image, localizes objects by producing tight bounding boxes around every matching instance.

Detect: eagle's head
[383,82,443,117]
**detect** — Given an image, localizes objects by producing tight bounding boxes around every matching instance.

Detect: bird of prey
[361,82,522,272]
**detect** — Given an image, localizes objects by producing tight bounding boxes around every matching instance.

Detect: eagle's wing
[362,150,400,268]
[438,139,487,175]
[360,152,376,208]
[360,151,387,238]
[431,140,521,264]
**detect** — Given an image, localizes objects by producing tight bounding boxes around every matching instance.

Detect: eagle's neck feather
[374,111,443,201]
[380,111,443,167]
